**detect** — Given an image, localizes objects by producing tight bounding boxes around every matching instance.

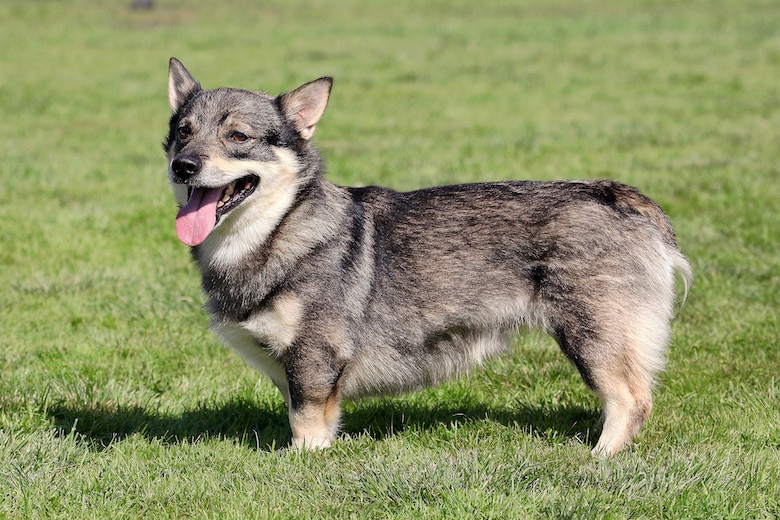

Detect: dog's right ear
[279,77,333,140]
[168,58,201,113]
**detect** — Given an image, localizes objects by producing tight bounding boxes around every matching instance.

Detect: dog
[163,57,691,455]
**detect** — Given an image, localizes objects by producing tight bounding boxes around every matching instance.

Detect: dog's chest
[212,318,292,403]
[210,293,304,398]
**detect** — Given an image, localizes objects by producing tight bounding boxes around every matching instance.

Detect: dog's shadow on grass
[49,396,598,452]
[343,398,599,448]
[48,399,291,452]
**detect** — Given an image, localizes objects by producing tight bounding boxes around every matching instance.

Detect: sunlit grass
[1,0,778,517]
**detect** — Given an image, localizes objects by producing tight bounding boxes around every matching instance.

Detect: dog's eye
[230,131,250,143]
[178,126,192,140]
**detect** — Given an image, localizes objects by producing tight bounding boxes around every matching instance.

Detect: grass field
[1,0,778,517]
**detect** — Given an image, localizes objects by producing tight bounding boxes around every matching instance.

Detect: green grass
[1,0,779,517]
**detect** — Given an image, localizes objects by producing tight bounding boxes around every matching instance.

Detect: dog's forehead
[182,87,280,127]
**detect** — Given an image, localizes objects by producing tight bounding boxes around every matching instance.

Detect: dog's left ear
[168,57,201,113]
[279,77,333,140]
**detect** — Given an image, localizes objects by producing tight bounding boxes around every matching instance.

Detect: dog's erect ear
[168,58,201,113]
[278,77,333,140]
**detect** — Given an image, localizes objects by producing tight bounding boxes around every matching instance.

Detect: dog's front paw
[290,435,332,451]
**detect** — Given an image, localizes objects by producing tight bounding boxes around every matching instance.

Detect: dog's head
[164,58,332,247]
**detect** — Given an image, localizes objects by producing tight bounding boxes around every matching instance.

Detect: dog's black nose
[171,154,202,181]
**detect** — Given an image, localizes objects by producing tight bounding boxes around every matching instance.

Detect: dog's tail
[669,248,693,311]
[609,182,693,310]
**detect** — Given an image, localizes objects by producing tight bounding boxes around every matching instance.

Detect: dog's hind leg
[570,349,656,455]
[552,309,668,456]
[588,363,655,456]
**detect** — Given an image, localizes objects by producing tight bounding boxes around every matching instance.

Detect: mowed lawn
[1,0,778,518]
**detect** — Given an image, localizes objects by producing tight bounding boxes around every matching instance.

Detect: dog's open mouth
[214,175,259,218]
[175,175,259,247]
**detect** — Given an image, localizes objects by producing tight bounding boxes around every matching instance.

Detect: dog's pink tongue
[175,187,223,247]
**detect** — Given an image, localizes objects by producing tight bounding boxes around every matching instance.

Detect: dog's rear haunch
[164,58,692,455]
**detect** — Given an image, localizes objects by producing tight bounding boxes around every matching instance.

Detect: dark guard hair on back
[164,58,692,456]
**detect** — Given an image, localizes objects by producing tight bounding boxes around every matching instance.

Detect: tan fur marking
[590,357,655,456]
[289,392,342,450]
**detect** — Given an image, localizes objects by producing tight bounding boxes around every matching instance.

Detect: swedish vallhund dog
[164,58,691,455]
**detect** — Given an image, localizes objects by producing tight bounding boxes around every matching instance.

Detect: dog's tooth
[217,200,224,208]
[221,193,231,203]
[225,183,235,196]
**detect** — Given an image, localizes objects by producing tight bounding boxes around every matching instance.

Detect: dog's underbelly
[338,328,512,398]
[214,317,513,403]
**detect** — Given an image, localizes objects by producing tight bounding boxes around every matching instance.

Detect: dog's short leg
[553,316,662,456]
[591,382,652,456]
[590,319,669,455]
[574,352,656,456]
[285,346,345,450]
[288,393,342,450]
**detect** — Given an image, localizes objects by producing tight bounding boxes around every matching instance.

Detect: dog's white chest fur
[211,297,303,407]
